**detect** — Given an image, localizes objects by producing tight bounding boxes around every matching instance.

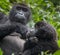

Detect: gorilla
[0,3,32,40]
[9,3,32,39]
[0,3,32,55]
[22,21,59,55]
[0,12,17,40]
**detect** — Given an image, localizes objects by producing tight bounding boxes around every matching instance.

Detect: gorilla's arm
[0,21,16,40]
[15,23,28,39]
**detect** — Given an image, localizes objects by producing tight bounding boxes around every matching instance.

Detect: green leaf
[53,50,60,55]
[0,48,3,55]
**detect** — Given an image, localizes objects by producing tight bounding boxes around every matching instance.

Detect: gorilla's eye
[22,8,28,12]
[16,6,28,12]
[16,6,21,10]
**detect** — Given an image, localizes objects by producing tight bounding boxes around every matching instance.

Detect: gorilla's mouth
[15,13,26,20]
[13,17,26,24]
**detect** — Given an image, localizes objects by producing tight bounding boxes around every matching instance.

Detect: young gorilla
[23,21,59,55]
[0,3,32,55]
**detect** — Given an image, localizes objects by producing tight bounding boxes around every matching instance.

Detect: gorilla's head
[9,3,32,24]
[35,21,57,41]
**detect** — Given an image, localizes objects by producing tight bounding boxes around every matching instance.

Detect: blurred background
[0,0,60,55]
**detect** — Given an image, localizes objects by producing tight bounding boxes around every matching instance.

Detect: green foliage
[57,40,60,47]
[53,50,60,55]
[0,48,3,55]
[0,0,11,14]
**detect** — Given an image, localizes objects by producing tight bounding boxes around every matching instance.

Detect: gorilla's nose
[19,12,24,16]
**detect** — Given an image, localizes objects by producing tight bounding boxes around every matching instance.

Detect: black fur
[0,3,32,55]
[23,21,59,55]
[0,3,32,40]
[0,12,16,40]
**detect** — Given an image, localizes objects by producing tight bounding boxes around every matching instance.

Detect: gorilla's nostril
[19,13,22,15]
[19,12,24,16]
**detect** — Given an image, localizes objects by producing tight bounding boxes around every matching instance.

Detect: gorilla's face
[35,21,55,40]
[9,4,31,24]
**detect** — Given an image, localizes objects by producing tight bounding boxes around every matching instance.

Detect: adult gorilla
[0,3,32,55]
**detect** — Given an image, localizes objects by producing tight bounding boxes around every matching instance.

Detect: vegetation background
[0,0,60,55]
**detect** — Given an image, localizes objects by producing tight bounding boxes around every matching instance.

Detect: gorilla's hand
[14,23,28,39]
